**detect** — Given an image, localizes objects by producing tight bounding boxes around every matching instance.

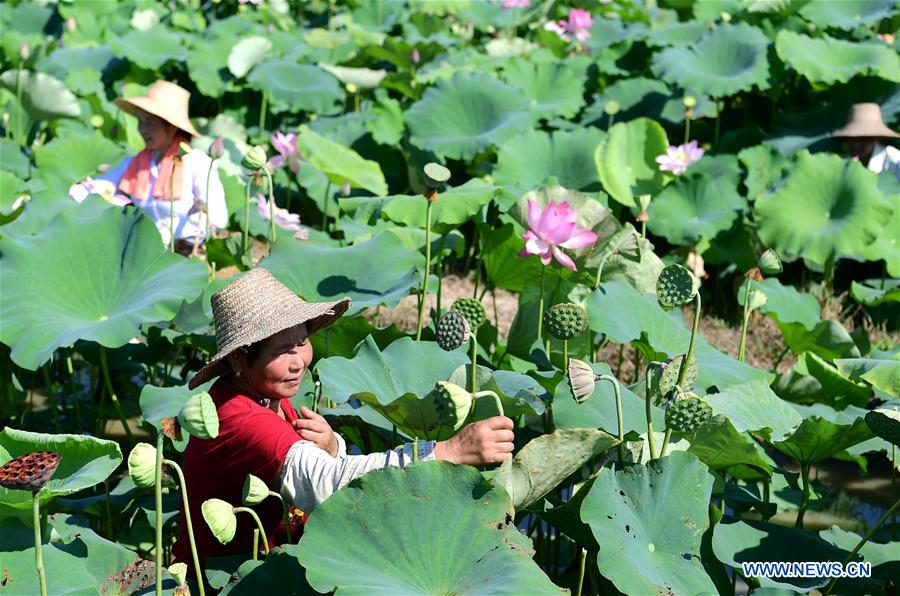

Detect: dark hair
[238,342,264,366]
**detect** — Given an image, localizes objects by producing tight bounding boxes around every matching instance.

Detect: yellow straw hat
[114,80,202,137]
[832,103,899,138]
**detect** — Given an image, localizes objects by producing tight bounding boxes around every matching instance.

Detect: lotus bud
[0,451,61,492]
[665,394,712,433]
[865,409,900,446]
[656,264,699,308]
[340,181,351,197]
[168,562,188,587]
[241,145,268,171]
[567,358,597,404]
[451,297,487,330]
[436,310,470,351]
[201,498,237,545]
[66,17,77,32]
[544,302,588,340]
[603,100,620,116]
[209,136,225,160]
[654,354,698,400]
[242,473,270,506]
[177,391,220,440]
[411,48,421,64]
[683,96,697,109]
[748,288,767,311]
[178,141,192,159]
[127,443,157,489]
[637,194,652,212]
[346,83,359,94]
[18,42,30,62]
[756,249,782,277]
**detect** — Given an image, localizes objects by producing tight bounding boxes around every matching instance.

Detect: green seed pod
[865,409,900,447]
[544,302,589,340]
[423,162,451,189]
[567,358,597,404]
[242,473,270,506]
[241,145,268,171]
[127,442,157,489]
[756,249,782,276]
[654,354,698,402]
[435,311,470,351]
[202,498,237,545]
[421,381,473,437]
[665,395,713,433]
[451,297,487,330]
[178,391,220,440]
[656,264,698,307]
[748,288,768,311]
[168,562,188,587]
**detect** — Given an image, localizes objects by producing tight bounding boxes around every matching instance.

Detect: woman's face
[137,112,176,153]
[236,324,313,400]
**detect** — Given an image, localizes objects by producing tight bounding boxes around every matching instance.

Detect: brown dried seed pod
[0,451,62,491]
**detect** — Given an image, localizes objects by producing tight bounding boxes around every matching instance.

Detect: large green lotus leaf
[0,428,122,513]
[247,61,344,116]
[704,379,803,442]
[713,519,851,591]
[493,128,605,194]
[405,72,537,160]
[819,526,900,590]
[651,23,770,97]
[366,88,404,146]
[644,21,707,48]
[500,52,590,120]
[778,319,860,362]
[480,222,546,293]
[0,70,80,121]
[34,131,126,193]
[595,117,668,208]
[799,0,898,29]
[850,279,900,307]
[36,46,116,82]
[108,28,186,69]
[584,78,670,125]
[584,223,665,296]
[259,233,422,315]
[319,63,387,89]
[755,150,893,266]
[187,33,242,97]
[737,277,820,330]
[835,357,900,397]
[298,461,561,594]
[788,402,892,456]
[0,204,209,369]
[585,282,768,389]
[775,31,900,85]
[380,178,497,234]
[296,124,387,196]
[646,174,745,246]
[859,196,900,276]
[218,544,318,595]
[581,451,716,595]
[804,352,871,409]
[686,415,774,479]
[227,36,272,78]
[738,144,791,199]
[773,416,874,465]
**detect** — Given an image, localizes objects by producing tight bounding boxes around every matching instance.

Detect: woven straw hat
[114,80,201,137]
[188,268,351,389]
[832,103,899,138]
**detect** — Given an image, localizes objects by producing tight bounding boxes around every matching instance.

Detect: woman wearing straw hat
[833,102,900,181]
[74,80,228,254]
[172,268,515,569]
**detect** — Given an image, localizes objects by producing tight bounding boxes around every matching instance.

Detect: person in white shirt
[69,80,227,255]
[832,102,900,182]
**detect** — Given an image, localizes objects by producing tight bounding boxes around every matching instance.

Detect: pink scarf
[118,133,190,201]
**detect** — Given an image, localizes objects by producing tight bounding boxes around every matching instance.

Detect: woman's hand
[292,407,339,457]
[433,416,515,466]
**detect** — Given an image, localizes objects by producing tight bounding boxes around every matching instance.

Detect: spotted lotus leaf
[435,311,470,351]
[656,264,698,307]
[544,302,589,340]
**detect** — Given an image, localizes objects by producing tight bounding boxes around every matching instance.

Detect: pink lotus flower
[256,194,308,239]
[68,177,132,206]
[502,0,531,8]
[878,33,896,45]
[269,131,300,173]
[411,48,420,64]
[544,8,593,42]
[518,200,598,271]
[655,140,705,176]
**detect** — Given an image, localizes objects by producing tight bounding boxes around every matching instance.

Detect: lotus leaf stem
[252,529,259,561]
[537,264,546,347]
[412,437,419,462]
[15,68,23,144]
[416,199,433,340]
[41,365,60,432]
[714,99,721,149]
[596,375,626,463]
[435,236,447,320]
[575,547,587,596]
[243,175,252,254]
[154,431,164,596]
[593,252,611,290]
[470,337,478,394]
[684,114,691,146]
[738,279,753,362]
[169,156,179,253]
[263,168,276,246]
[645,361,663,460]
[203,157,215,245]
[676,293,701,388]
[795,462,811,529]
[164,459,205,596]
[660,429,672,458]
[321,181,332,232]
[234,507,269,555]
[99,347,134,446]
[33,490,47,596]
[562,339,568,372]
[640,220,646,239]
[274,492,293,544]
[474,390,504,418]
[892,444,896,540]
[258,90,267,140]
[65,354,82,432]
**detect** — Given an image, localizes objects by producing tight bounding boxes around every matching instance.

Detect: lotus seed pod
[656,264,698,307]
[637,194,652,212]
[209,136,225,160]
[242,473,270,506]
[603,100,620,116]
[0,451,61,492]
[544,302,589,340]
[178,391,220,440]
[127,443,157,489]
[422,381,473,436]
[423,162,451,189]
[435,311,470,351]
[756,249,782,276]
[178,141,193,158]
[665,395,713,433]
[748,288,768,311]
[654,354,699,400]
[168,562,188,587]
[865,409,900,446]
[202,498,237,545]
[567,358,597,404]
[451,297,487,330]
[241,145,268,171]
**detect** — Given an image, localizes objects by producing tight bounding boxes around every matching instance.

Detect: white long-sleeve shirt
[867,143,900,181]
[98,149,228,243]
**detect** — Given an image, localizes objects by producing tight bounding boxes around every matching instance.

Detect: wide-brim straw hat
[188,268,351,389]
[114,80,201,137]
[832,103,899,138]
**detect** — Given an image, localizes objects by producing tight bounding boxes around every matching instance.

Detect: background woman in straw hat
[173,268,515,570]
[70,80,227,254]
[833,102,900,182]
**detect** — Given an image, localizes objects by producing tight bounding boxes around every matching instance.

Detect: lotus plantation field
[1,0,899,595]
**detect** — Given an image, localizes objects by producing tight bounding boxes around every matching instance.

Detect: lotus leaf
[647,174,745,246]
[298,461,562,594]
[248,61,344,116]
[583,78,670,125]
[380,178,496,234]
[500,52,590,120]
[296,124,387,195]
[773,416,874,465]
[819,526,900,592]
[595,117,669,208]
[804,352,871,409]
[835,357,900,397]
[217,544,318,595]
[737,277,820,330]
[738,144,791,199]
[481,223,546,293]
[1,204,209,369]
[1,139,30,179]
[788,402,892,456]
[775,31,900,85]
[686,415,774,478]
[703,380,802,442]
[755,150,893,266]
[34,131,126,194]
[0,70,80,121]
[581,451,716,595]
[320,63,387,89]
[493,128,605,193]
[859,197,900,277]
[778,319,860,362]
[108,28,186,69]
[34,44,112,82]
[850,279,900,307]
[187,33,242,97]
[799,0,898,29]
[366,89,404,146]
[644,21,707,48]
[651,23,771,97]
[405,72,537,159]
[227,36,272,78]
